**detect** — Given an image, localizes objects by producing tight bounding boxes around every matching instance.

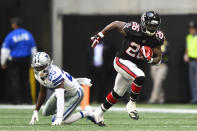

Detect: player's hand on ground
[51,117,63,126]
[140,46,153,63]
[90,32,104,48]
[29,110,39,125]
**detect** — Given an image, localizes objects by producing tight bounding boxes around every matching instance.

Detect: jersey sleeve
[28,32,36,48]
[155,30,165,46]
[2,34,12,49]
[50,70,64,87]
[123,21,141,37]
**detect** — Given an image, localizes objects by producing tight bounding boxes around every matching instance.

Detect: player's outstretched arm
[90,21,126,48]
[152,46,162,65]
[52,82,65,126]
[100,21,127,36]
[29,85,46,125]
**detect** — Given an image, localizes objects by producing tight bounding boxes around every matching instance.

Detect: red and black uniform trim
[102,90,121,111]
[130,76,145,101]
[115,57,137,79]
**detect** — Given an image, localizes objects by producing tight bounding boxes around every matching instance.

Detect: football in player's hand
[140,46,153,62]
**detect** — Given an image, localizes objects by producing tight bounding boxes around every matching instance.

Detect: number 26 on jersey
[126,42,141,58]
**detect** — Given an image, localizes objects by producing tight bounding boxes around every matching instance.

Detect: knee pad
[134,76,145,86]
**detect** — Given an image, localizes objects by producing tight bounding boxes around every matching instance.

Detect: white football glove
[29,110,39,125]
[51,117,63,126]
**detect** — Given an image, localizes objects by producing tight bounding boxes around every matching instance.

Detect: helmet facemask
[31,52,52,79]
[34,64,50,78]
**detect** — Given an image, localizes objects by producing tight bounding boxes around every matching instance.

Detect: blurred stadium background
[1,0,197,130]
[0,0,197,103]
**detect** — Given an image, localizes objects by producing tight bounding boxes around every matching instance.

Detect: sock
[102,90,120,112]
[62,112,84,124]
[130,82,142,101]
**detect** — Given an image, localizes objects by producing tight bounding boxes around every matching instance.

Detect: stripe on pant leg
[115,57,137,79]
[63,88,84,120]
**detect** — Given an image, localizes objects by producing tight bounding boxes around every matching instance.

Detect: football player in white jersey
[29,52,93,125]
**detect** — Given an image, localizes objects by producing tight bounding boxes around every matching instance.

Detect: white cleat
[84,106,94,118]
[87,107,106,126]
[126,100,139,120]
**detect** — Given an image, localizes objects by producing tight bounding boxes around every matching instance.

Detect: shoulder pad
[123,21,141,36]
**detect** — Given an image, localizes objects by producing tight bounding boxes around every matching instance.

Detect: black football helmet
[141,11,161,36]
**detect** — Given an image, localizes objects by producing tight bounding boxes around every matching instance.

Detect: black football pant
[7,56,32,104]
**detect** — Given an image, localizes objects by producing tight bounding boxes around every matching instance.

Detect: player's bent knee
[134,76,145,85]
[113,88,124,97]
[42,108,50,116]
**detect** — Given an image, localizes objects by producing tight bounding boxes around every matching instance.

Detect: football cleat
[87,107,106,126]
[126,100,139,120]
[84,106,94,120]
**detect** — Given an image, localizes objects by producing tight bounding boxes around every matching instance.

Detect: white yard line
[0,105,197,114]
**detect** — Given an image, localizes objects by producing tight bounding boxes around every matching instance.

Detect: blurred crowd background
[0,0,197,104]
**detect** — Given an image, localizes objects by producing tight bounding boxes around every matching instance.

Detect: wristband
[98,32,104,38]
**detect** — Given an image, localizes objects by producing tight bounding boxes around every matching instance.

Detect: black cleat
[128,110,139,120]
[98,121,106,126]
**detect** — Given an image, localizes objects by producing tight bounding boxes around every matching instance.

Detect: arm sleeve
[1,48,10,65]
[1,35,12,65]
[55,88,65,118]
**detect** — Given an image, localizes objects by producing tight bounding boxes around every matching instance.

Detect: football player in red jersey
[88,11,165,126]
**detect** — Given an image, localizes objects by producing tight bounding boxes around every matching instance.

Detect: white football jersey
[35,65,80,96]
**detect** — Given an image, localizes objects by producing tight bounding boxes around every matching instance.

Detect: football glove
[140,46,153,63]
[90,32,104,48]
[29,110,39,125]
[51,117,63,126]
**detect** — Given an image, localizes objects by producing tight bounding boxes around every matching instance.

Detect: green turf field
[0,104,197,131]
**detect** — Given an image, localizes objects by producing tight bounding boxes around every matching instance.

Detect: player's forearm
[152,46,162,65]
[35,88,46,111]
[101,21,126,35]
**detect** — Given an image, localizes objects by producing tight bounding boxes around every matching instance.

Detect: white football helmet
[31,52,52,78]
